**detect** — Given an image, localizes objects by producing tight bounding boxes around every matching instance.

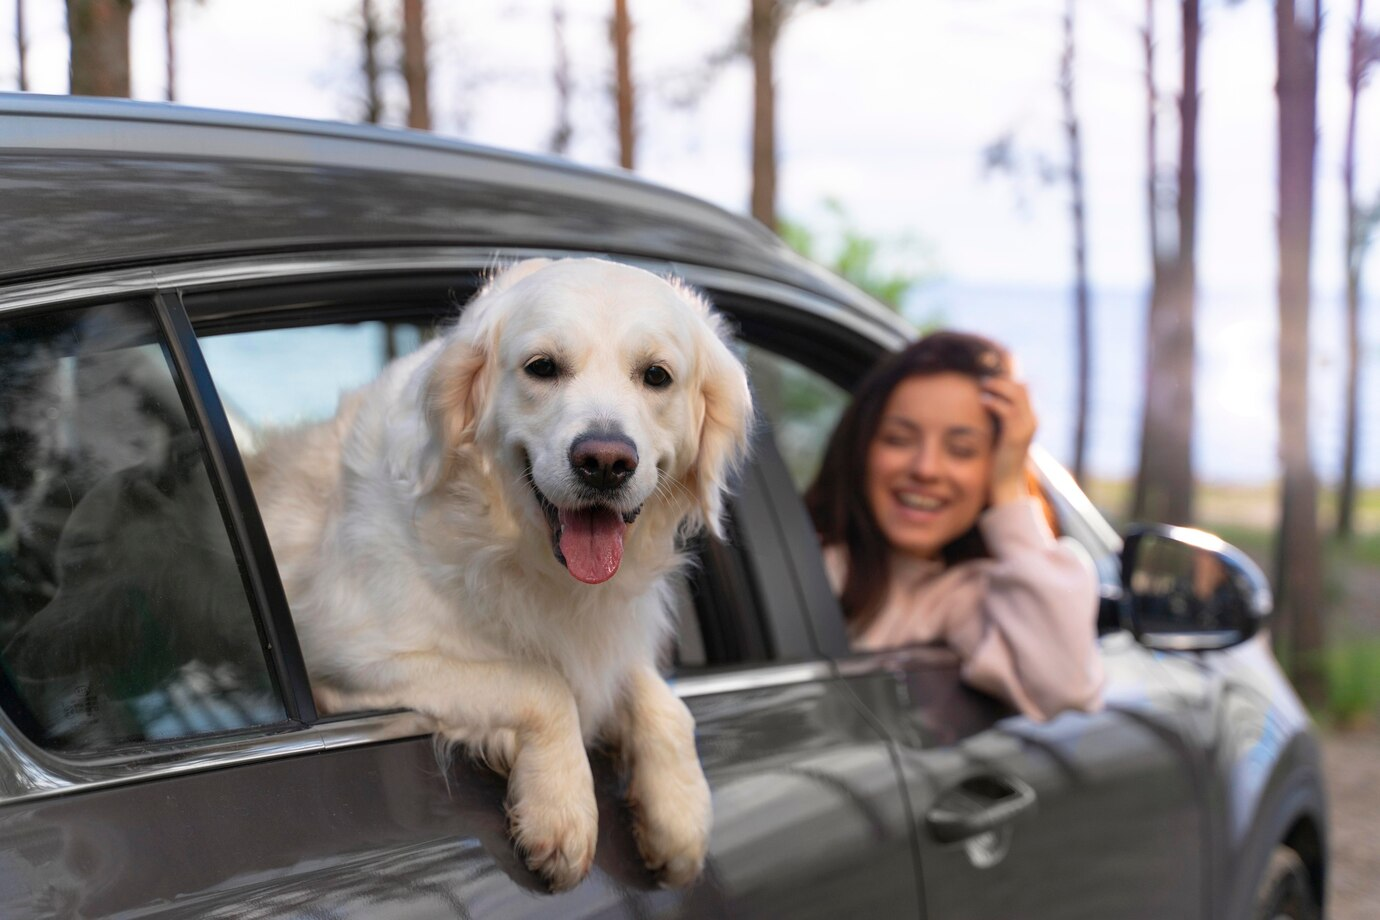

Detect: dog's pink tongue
[558,507,626,584]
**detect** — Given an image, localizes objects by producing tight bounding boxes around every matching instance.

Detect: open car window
[198,321,438,437]
[743,339,1120,570]
[0,300,286,750]
[194,296,779,679]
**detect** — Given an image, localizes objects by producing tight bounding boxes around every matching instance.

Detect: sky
[2,0,1378,486]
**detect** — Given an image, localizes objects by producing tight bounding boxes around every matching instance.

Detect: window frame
[182,269,822,670]
[725,289,1129,656]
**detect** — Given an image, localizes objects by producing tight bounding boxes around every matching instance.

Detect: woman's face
[865,372,994,560]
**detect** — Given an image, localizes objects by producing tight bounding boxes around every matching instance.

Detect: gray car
[0,94,1326,919]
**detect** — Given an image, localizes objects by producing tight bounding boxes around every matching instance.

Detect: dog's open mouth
[527,468,641,585]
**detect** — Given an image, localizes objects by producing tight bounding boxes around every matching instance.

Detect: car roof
[1,93,909,340]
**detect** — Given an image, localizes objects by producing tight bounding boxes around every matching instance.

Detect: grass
[1339,530,1380,568]
[1316,639,1380,730]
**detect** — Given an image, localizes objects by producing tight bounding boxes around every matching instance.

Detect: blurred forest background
[3,0,1379,728]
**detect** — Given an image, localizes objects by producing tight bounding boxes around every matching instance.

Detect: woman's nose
[908,444,942,478]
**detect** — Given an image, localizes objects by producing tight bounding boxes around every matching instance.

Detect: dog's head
[419,258,752,585]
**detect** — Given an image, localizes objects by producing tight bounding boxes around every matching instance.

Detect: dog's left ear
[679,284,753,539]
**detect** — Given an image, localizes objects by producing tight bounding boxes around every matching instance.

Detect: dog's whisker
[653,472,695,505]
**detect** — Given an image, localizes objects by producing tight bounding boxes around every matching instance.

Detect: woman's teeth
[897,493,942,511]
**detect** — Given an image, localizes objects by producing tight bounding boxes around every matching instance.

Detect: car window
[0,301,285,750]
[742,346,851,492]
[198,321,436,435]
[743,338,1120,572]
[197,312,765,676]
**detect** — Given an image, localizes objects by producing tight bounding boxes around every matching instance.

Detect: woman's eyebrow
[880,415,920,432]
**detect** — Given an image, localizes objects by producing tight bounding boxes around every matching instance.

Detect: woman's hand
[980,377,1036,507]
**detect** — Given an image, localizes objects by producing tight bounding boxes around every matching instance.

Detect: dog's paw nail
[522,841,595,892]
[630,804,709,889]
[510,799,598,893]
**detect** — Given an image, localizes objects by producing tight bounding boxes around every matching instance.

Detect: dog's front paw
[629,758,712,888]
[508,750,599,892]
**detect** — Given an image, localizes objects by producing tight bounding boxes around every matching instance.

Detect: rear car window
[197,306,767,675]
[0,301,284,749]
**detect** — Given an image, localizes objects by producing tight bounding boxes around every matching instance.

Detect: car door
[738,329,1215,920]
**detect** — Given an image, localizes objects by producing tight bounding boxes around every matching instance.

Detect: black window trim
[719,433,817,664]
[154,291,318,725]
[746,427,854,659]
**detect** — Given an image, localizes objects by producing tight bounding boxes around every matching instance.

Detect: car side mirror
[1120,525,1273,651]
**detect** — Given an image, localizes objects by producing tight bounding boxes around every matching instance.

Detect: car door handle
[924,774,1037,843]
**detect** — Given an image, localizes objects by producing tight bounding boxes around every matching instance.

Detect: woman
[805,331,1103,722]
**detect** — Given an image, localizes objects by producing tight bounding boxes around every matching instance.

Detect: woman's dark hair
[804,330,1016,635]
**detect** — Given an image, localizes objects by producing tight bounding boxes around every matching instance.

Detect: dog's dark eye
[643,365,672,388]
[524,357,558,380]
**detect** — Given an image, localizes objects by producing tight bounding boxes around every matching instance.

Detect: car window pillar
[154,291,317,724]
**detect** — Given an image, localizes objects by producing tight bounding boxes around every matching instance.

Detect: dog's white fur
[246,258,752,891]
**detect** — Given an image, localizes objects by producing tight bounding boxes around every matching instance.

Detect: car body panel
[865,638,1208,920]
[0,678,917,919]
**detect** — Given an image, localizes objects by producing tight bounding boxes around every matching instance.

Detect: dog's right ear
[416,336,490,493]
[399,260,555,494]
[388,336,490,497]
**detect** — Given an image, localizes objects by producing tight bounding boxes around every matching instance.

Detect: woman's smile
[893,490,945,513]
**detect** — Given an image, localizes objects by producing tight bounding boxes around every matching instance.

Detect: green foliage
[1317,638,1380,729]
[779,197,936,316]
[1348,532,1380,568]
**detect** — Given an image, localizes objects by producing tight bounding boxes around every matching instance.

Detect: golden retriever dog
[246,258,753,891]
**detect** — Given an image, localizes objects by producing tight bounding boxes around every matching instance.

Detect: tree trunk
[549,2,573,156]
[164,0,175,101]
[750,0,779,230]
[1061,0,1091,486]
[612,0,635,169]
[361,0,384,124]
[1132,0,1196,526]
[1338,0,1365,539]
[1274,0,1325,707]
[16,0,28,91]
[402,0,431,130]
[67,0,133,98]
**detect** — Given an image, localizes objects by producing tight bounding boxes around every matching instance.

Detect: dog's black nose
[569,434,638,491]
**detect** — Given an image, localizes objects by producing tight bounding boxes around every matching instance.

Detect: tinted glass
[743,347,850,491]
[0,301,283,749]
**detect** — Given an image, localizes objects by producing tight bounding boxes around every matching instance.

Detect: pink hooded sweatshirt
[825,498,1105,722]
